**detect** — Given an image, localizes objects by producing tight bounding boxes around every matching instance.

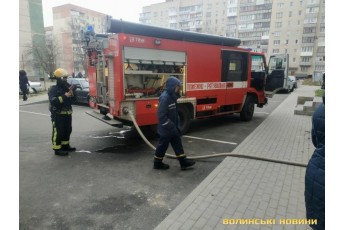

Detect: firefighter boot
[179,158,196,170]
[153,159,170,170]
[54,149,69,156]
[62,145,76,152]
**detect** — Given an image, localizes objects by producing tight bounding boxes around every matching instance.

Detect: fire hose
[128,111,307,168]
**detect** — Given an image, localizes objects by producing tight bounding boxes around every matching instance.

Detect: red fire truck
[84,19,283,134]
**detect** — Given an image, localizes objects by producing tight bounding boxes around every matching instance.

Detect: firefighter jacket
[157,77,182,137]
[305,102,325,230]
[48,81,74,120]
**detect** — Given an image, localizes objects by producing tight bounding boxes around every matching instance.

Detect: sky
[42,0,165,27]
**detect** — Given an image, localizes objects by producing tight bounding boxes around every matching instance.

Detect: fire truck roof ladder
[107,19,241,47]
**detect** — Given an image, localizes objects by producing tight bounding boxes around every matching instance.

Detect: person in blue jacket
[304,95,325,230]
[153,76,195,170]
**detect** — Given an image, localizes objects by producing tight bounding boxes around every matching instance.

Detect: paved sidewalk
[19,93,49,106]
[155,85,320,230]
[19,80,54,106]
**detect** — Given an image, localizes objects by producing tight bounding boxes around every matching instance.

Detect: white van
[287,76,297,92]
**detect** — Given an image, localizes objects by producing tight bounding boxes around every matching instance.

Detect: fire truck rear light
[122,106,129,115]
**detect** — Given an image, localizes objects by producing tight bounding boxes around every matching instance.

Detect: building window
[289,11,292,17]
[273,49,279,54]
[274,31,281,37]
[274,40,280,45]
[301,66,309,72]
[299,10,302,15]
[277,3,284,8]
[306,7,319,14]
[303,27,316,34]
[286,40,289,44]
[295,40,298,44]
[302,57,311,62]
[290,2,293,6]
[293,58,296,62]
[302,46,313,52]
[275,22,282,28]
[276,12,283,18]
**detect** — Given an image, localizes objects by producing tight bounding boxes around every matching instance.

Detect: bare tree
[69,19,88,77]
[25,38,61,89]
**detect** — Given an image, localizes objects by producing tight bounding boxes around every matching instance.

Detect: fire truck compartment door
[123,47,186,64]
[265,54,289,95]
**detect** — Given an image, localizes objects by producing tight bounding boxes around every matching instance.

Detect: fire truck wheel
[178,105,191,134]
[240,95,255,121]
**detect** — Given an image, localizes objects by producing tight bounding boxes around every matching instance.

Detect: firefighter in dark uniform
[153,76,196,170]
[48,68,76,156]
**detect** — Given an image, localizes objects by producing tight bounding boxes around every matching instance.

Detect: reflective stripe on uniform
[176,154,186,158]
[58,96,63,103]
[61,141,69,145]
[56,111,72,115]
[52,122,61,150]
[162,121,169,126]
[168,103,176,110]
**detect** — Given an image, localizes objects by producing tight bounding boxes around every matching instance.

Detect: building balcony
[256,0,265,5]
[180,24,190,29]
[227,2,237,8]
[261,35,269,40]
[179,11,191,15]
[300,52,313,56]
[304,21,317,26]
[305,12,319,18]
[318,41,325,47]
[315,61,325,66]
[301,42,315,46]
[227,12,237,17]
[302,32,317,36]
[299,61,312,66]
[307,2,320,7]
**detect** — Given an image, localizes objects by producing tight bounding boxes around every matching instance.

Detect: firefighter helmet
[54,68,68,78]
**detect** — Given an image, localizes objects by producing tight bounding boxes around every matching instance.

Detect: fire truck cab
[84,19,282,134]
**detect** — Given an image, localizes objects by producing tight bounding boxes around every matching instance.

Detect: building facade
[52,4,108,76]
[269,0,325,77]
[19,0,45,80]
[140,0,325,76]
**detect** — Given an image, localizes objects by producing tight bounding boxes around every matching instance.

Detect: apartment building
[140,0,226,34]
[140,0,325,76]
[268,0,325,77]
[52,4,109,75]
[19,0,45,80]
